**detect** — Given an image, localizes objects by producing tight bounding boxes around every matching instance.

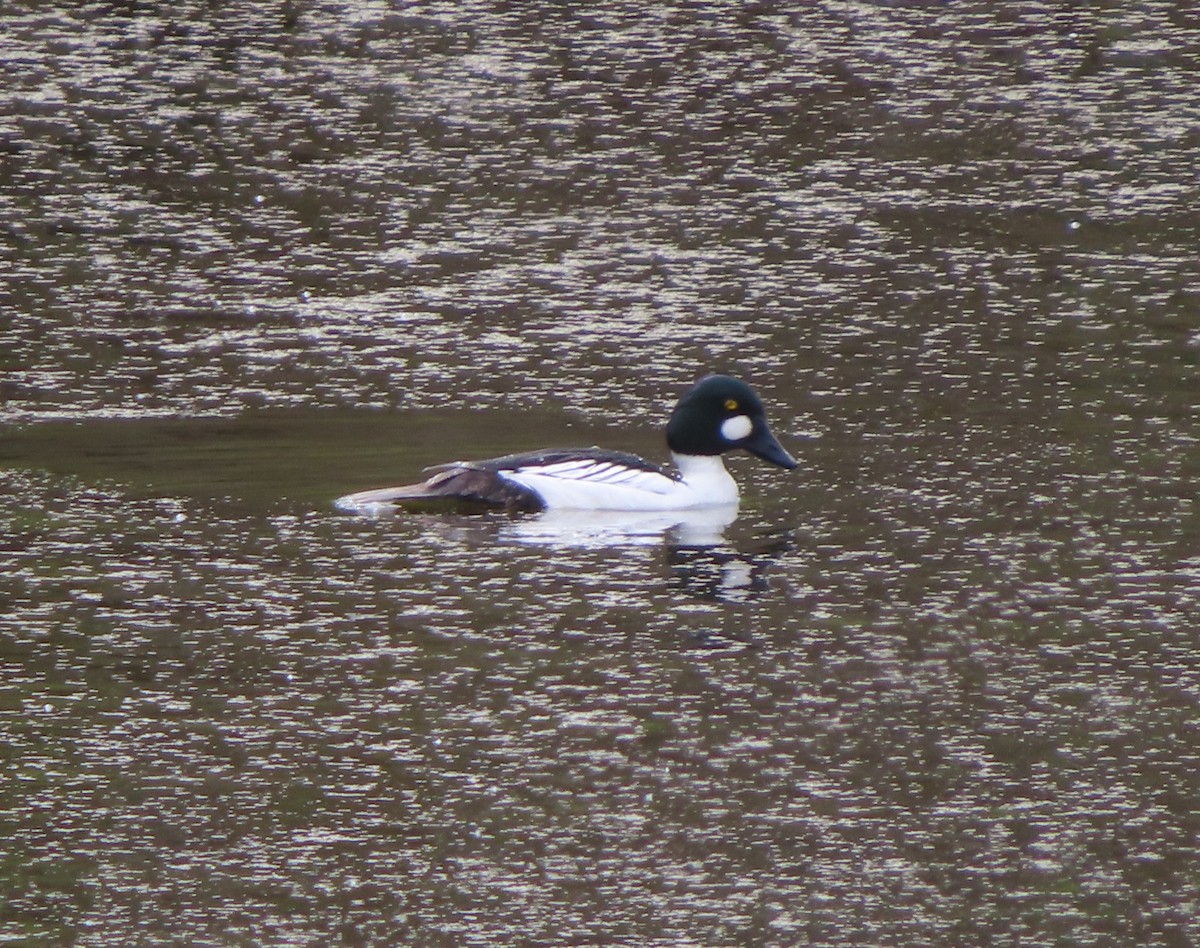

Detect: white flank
[501,453,738,511]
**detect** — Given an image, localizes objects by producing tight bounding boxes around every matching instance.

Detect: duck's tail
[334,464,543,513]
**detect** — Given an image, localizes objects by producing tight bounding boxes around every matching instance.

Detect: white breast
[500,453,738,511]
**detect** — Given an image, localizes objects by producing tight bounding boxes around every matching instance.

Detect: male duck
[335,374,796,513]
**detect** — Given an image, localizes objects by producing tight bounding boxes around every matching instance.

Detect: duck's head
[666,375,797,469]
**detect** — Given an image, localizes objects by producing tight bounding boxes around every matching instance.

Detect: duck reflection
[501,504,792,604]
[345,502,791,604]
[497,503,739,549]
[666,529,795,603]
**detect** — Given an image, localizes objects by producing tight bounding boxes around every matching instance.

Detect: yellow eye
[724,399,739,411]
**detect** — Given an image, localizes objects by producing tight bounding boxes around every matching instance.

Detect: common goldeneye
[335,374,796,513]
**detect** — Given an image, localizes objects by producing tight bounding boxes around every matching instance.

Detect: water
[3,2,1200,944]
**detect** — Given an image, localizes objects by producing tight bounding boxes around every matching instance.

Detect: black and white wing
[336,447,676,513]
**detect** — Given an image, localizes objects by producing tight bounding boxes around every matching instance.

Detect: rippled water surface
[3,2,1200,944]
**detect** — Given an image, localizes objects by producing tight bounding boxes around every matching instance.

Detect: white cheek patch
[720,414,753,442]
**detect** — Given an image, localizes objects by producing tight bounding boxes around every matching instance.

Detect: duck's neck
[671,453,739,505]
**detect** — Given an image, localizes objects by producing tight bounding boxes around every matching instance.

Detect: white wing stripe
[517,460,646,480]
[510,459,674,491]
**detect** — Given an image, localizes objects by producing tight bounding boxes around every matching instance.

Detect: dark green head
[665,375,797,469]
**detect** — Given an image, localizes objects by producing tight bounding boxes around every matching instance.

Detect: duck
[335,374,796,514]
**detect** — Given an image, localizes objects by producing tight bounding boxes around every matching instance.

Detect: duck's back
[336,447,679,513]
[491,447,683,511]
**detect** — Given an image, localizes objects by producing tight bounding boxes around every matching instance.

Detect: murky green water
[3,2,1200,944]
